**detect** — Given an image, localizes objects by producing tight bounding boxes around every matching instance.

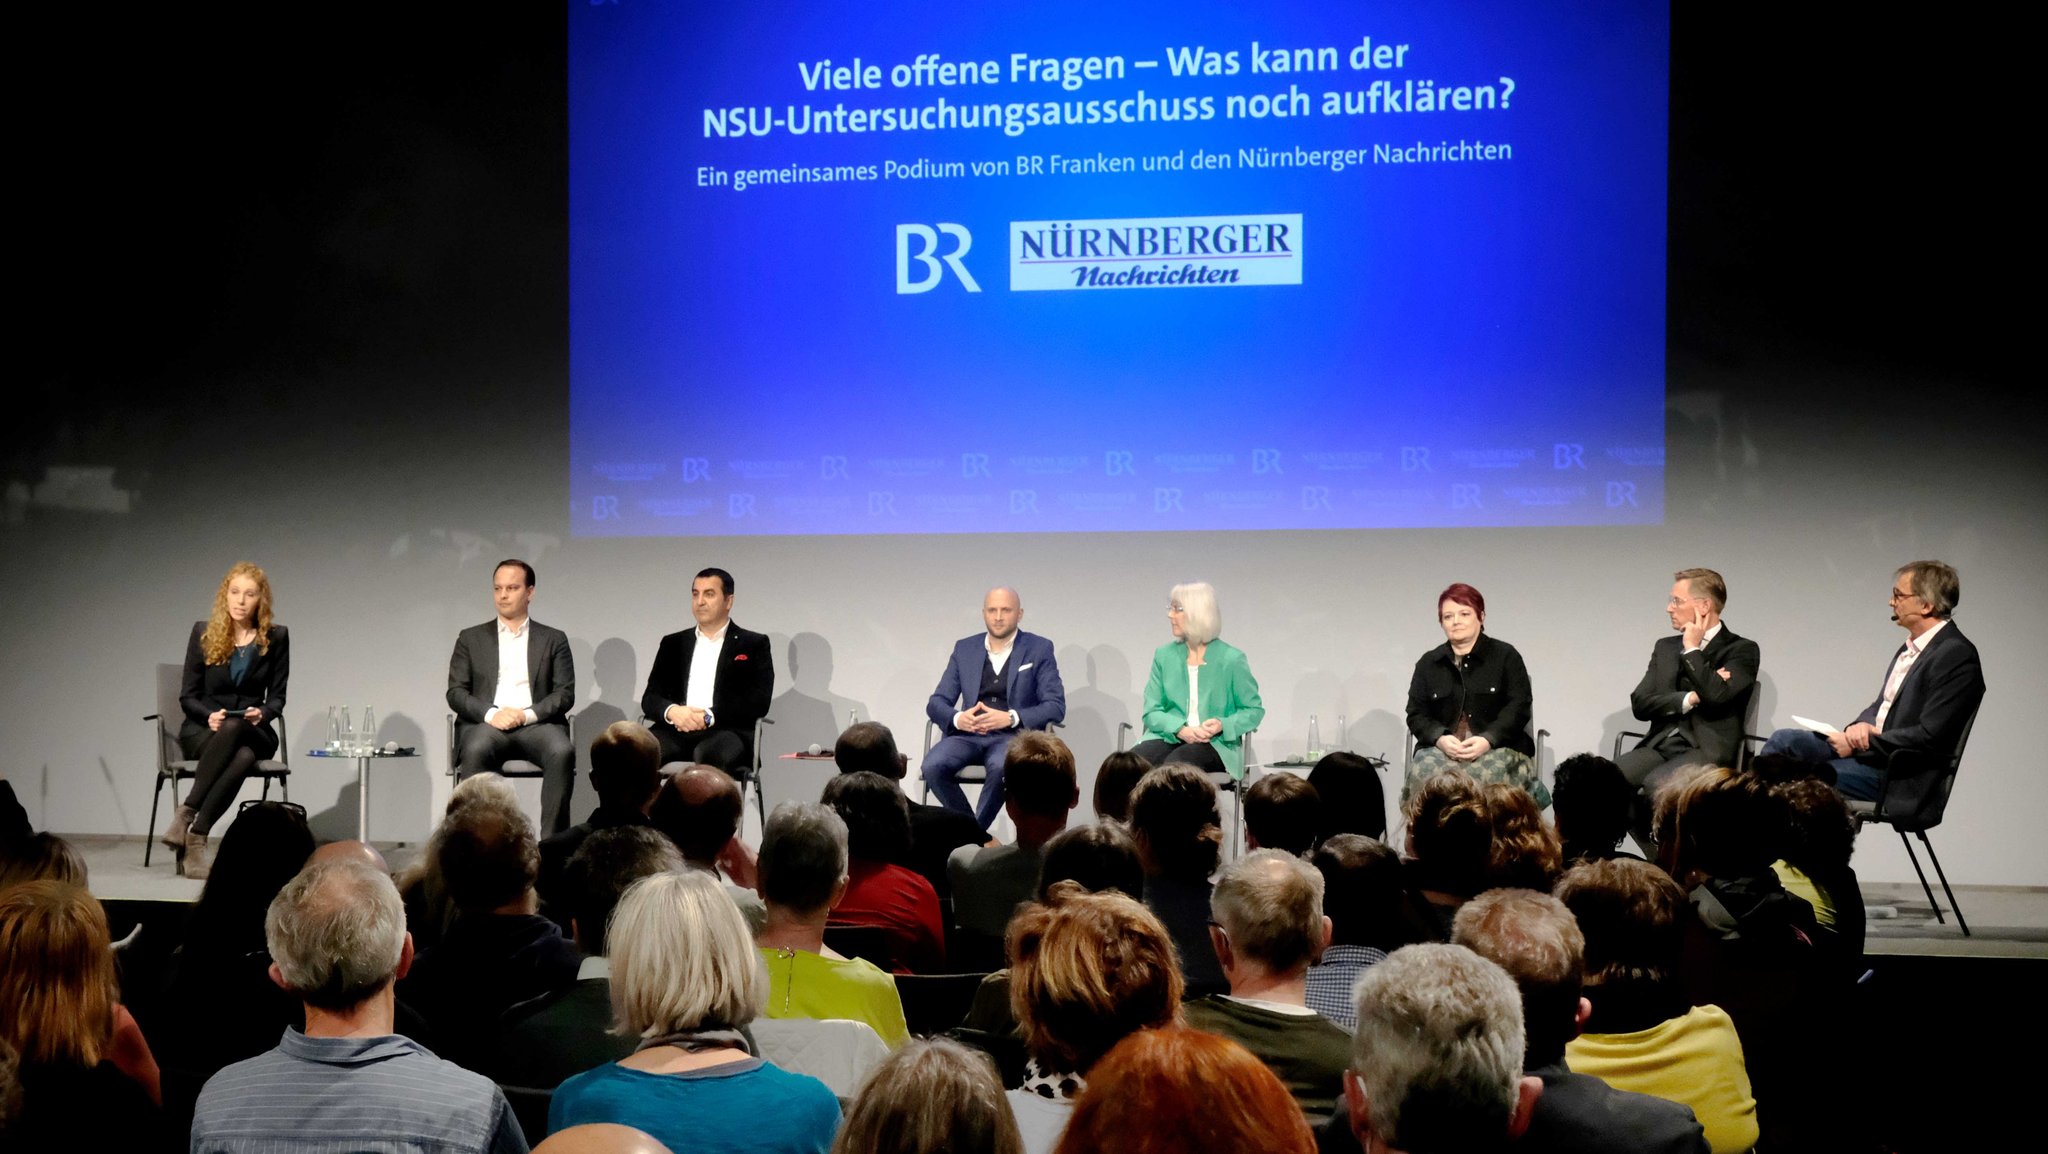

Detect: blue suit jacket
[925,631,1065,735]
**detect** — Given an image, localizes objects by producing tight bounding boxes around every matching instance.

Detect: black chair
[646,715,774,826]
[445,713,556,791]
[143,667,289,867]
[895,971,992,1039]
[1845,703,1981,936]
[822,923,896,969]
[918,718,1064,809]
[497,1084,553,1148]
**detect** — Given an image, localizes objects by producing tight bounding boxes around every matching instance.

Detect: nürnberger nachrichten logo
[1009,214,1302,292]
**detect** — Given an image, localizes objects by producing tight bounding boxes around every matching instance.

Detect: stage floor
[66,834,2047,960]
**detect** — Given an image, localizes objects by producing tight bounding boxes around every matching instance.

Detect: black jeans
[178,717,279,834]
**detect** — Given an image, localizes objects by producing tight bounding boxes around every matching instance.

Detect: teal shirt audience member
[548,1056,839,1154]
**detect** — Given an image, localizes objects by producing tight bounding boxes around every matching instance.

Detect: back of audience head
[1244,773,1321,856]
[1347,944,1535,1154]
[446,770,519,814]
[186,800,315,955]
[758,802,850,916]
[1090,751,1152,824]
[0,833,87,893]
[266,859,408,1011]
[1210,849,1329,977]
[433,797,540,915]
[1002,731,1079,829]
[1551,754,1635,863]
[0,881,116,1067]
[1036,821,1144,900]
[650,766,742,866]
[1053,1027,1314,1154]
[1652,765,1785,885]
[1307,751,1389,842]
[1127,765,1222,881]
[589,721,663,813]
[1007,883,1183,1076]
[1552,858,1685,996]
[1310,834,1406,952]
[309,839,389,872]
[1481,782,1563,892]
[532,1124,675,1154]
[821,770,913,864]
[1770,773,1856,874]
[608,870,764,1040]
[835,721,908,780]
[566,826,684,953]
[1452,889,1587,1070]
[1406,769,1491,896]
[832,1038,1023,1154]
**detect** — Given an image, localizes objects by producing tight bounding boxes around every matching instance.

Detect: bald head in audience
[663,767,744,867]
[309,839,389,872]
[534,1124,674,1154]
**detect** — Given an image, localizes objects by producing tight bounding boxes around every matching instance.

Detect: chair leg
[145,774,165,867]
[1896,829,1945,926]
[262,775,273,800]
[1916,831,1970,937]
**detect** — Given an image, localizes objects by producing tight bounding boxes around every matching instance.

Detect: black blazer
[1627,625,1760,766]
[1852,621,1984,766]
[640,621,774,734]
[1405,632,1535,756]
[179,621,289,735]
[446,619,575,731]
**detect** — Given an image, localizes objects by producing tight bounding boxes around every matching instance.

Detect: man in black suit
[1615,568,1761,814]
[1762,559,1986,801]
[640,567,774,777]
[447,558,577,834]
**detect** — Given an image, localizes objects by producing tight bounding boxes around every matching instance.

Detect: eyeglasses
[239,799,308,819]
[1888,587,1919,603]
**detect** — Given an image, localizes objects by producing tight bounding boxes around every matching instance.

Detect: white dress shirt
[1877,619,1948,730]
[685,622,727,716]
[493,618,538,724]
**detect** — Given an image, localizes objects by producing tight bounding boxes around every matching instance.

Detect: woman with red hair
[1403,582,1542,807]
[1051,1026,1314,1154]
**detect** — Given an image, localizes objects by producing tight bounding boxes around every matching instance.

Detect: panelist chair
[1117,721,1258,858]
[143,670,290,867]
[642,715,775,827]
[445,713,565,827]
[917,718,1064,809]
[1612,690,1763,771]
[1844,702,1981,937]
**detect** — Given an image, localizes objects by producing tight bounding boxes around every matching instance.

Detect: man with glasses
[1761,560,1985,800]
[1614,568,1761,846]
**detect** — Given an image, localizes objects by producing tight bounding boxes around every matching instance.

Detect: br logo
[896,224,980,293]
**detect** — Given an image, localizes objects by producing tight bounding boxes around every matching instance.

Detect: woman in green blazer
[1132,582,1265,781]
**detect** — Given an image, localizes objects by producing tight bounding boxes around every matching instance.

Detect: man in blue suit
[923,587,1066,831]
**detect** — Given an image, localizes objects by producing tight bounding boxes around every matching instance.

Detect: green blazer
[1141,639,1266,780]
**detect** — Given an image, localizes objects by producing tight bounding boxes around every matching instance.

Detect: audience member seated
[1304,835,1404,1030]
[833,1038,1024,1154]
[1128,765,1228,996]
[1245,772,1322,856]
[494,826,686,1090]
[539,722,662,924]
[1089,750,1151,824]
[1053,1027,1314,1154]
[399,771,521,950]
[650,766,767,933]
[1305,751,1388,843]
[533,1125,674,1154]
[1452,889,1710,1154]
[191,860,524,1153]
[1400,769,1492,940]
[1554,859,1757,1154]
[836,721,988,897]
[1183,850,1350,1119]
[1334,944,1541,1154]
[1004,883,1183,1152]
[950,732,1080,970]
[821,771,947,973]
[158,800,315,1100]
[755,802,910,1047]
[0,771,31,846]
[1482,782,1564,892]
[0,831,88,893]
[1765,766,1865,976]
[0,882,164,1150]
[1551,754,1641,865]
[399,795,582,1067]
[548,871,840,1152]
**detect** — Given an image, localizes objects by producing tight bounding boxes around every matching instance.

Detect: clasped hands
[207,707,264,731]
[1826,721,1879,758]
[664,706,710,733]
[1176,718,1225,744]
[1435,734,1493,762]
[955,703,1016,735]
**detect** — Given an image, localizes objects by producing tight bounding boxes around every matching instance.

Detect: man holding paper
[1762,560,1985,801]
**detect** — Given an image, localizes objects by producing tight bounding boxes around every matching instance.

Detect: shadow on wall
[1058,644,1134,762]
[766,632,869,757]
[565,635,637,827]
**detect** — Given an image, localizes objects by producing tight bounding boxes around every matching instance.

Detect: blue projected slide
[568,1,1668,537]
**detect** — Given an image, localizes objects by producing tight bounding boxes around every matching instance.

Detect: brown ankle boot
[182,832,213,881]
[161,805,196,851]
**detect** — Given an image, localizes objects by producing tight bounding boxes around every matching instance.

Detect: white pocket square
[1018,663,1034,671]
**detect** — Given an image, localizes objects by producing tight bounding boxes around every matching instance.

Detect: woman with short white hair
[548,870,840,1152]
[1130,582,1265,782]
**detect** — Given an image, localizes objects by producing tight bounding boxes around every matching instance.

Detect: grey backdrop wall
[8,7,2040,885]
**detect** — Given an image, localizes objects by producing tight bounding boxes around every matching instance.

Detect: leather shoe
[161,805,196,851]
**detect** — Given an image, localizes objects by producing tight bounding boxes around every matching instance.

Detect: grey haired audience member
[1344,944,1540,1154]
